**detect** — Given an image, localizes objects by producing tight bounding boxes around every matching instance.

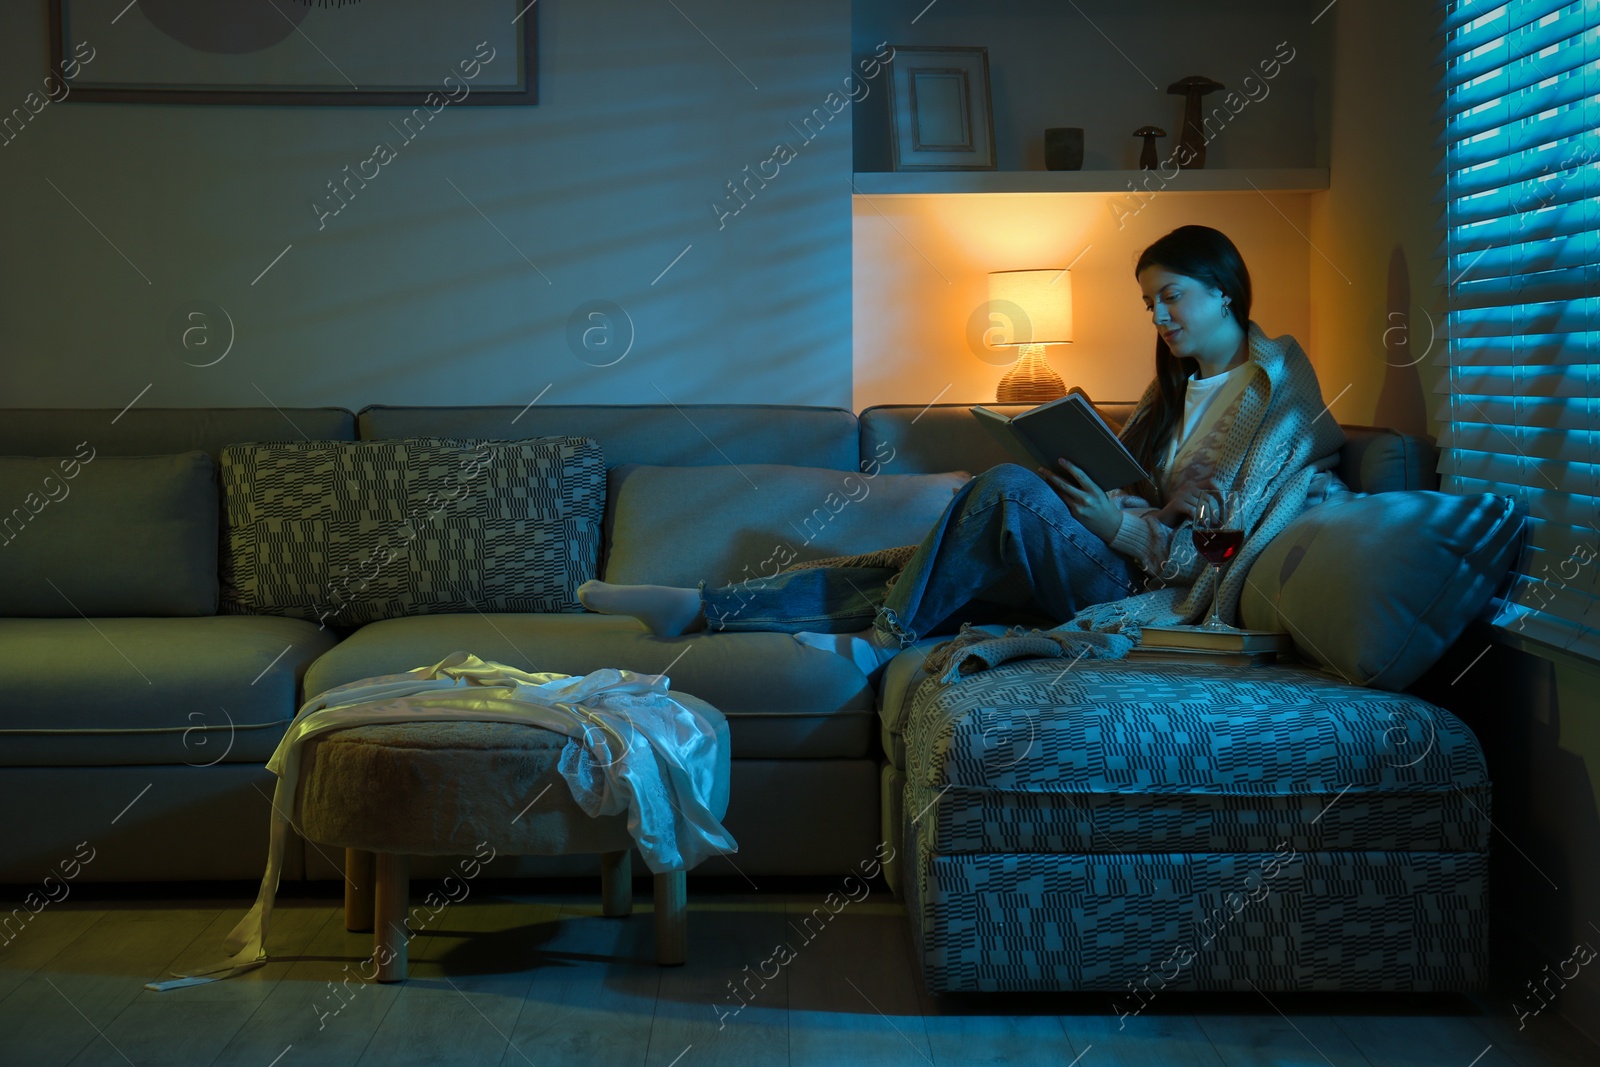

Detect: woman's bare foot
[792,628,902,677]
[577,580,705,636]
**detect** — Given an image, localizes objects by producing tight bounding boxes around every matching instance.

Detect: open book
[972,389,1148,491]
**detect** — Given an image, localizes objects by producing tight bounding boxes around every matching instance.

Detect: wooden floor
[1,884,1595,1067]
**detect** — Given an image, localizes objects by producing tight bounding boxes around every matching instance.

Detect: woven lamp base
[995,344,1066,404]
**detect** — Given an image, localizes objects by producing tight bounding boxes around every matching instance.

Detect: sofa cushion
[903,656,1490,857]
[302,613,877,760]
[603,464,970,587]
[0,616,338,766]
[0,451,218,617]
[1336,425,1440,493]
[221,437,603,627]
[1241,491,1524,690]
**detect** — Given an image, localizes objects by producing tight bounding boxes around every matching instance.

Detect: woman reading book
[579,225,1347,675]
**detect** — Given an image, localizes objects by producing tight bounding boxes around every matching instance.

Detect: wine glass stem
[1210,559,1236,628]
[1209,563,1224,626]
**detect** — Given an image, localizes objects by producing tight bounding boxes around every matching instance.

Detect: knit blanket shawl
[1068,324,1345,629]
[793,325,1345,681]
[921,623,1136,685]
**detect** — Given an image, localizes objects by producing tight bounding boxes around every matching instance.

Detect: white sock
[576,579,704,636]
[792,628,901,677]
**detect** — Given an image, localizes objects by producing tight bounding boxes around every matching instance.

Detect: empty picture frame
[887,46,996,171]
[47,0,538,106]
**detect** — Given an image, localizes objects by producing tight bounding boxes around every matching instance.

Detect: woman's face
[1137,266,1233,362]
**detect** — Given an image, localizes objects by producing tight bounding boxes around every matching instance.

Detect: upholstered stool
[295,705,731,981]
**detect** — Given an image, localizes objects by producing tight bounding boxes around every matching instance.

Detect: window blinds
[1436,0,1600,659]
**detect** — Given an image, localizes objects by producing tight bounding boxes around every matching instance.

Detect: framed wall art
[886,45,995,171]
[47,0,539,106]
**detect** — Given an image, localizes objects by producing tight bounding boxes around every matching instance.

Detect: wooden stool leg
[344,848,374,932]
[653,870,686,966]
[373,852,410,982]
[600,850,633,918]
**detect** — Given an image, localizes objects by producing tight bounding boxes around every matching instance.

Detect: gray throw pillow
[1240,491,1524,690]
[221,437,603,626]
[603,464,970,588]
[0,450,218,617]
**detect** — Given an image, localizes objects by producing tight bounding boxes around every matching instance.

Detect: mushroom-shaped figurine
[1166,75,1225,169]
[1134,126,1166,170]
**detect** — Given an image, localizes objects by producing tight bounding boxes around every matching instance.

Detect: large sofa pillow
[603,463,970,588]
[0,450,218,617]
[221,437,603,627]
[1240,491,1524,691]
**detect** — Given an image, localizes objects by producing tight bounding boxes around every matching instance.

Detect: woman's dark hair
[1119,225,1252,501]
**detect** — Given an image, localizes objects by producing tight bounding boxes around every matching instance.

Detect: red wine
[1194,528,1242,564]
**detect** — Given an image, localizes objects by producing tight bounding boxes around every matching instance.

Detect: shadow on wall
[0,3,857,409]
[1374,244,1429,435]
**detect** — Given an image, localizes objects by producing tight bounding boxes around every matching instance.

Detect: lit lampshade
[987,269,1072,404]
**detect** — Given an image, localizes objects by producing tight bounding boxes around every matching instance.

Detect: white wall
[0,1,854,410]
[853,0,1330,173]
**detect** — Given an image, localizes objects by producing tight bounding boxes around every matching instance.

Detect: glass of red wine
[1192,488,1243,632]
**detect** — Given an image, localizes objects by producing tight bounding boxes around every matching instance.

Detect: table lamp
[988,269,1071,404]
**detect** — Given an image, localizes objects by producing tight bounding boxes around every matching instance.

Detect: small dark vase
[1044,127,1084,171]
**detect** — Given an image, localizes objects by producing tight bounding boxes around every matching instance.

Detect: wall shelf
[851,168,1330,196]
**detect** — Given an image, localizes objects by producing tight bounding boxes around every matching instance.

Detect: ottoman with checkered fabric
[887,656,1490,993]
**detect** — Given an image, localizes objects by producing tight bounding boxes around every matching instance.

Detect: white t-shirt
[1111,359,1259,564]
[1161,360,1257,477]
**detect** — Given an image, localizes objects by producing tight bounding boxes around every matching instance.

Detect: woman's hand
[1156,475,1218,528]
[1039,459,1122,543]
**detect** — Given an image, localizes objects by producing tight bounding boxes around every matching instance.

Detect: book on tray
[1136,625,1292,654]
[971,388,1148,491]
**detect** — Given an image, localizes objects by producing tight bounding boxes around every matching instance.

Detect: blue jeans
[700,464,1139,646]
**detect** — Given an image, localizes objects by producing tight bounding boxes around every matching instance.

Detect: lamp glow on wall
[988,269,1072,404]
